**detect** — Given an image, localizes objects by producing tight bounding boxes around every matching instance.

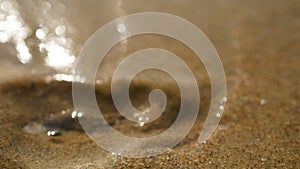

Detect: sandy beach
[0,0,299,168]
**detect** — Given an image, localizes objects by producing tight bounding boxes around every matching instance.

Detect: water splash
[0,0,77,73]
[36,1,76,72]
[44,73,86,83]
[0,0,32,63]
[133,109,150,127]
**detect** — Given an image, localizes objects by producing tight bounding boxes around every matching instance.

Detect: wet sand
[0,0,299,168]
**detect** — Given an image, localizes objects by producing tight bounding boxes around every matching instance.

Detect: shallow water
[0,79,210,168]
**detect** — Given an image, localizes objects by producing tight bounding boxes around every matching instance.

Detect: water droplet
[138,116,145,126]
[47,130,61,136]
[219,105,224,111]
[55,25,66,36]
[1,1,12,11]
[137,113,149,127]
[71,111,77,118]
[138,116,143,121]
[96,79,103,85]
[117,23,126,33]
[16,41,32,64]
[222,97,227,103]
[77,112,83,118]
[216,112,221,118]
[138,121,145,127]
[36,28,46,39]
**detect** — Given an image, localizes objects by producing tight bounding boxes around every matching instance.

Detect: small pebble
[260,99,267,106]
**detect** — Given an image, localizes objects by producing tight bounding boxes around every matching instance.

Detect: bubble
[36,28,46,39]
[138,122,145,127]
[17,27,30,39]
[137,115,149,127]
[55,25,66,36]
[218,105,224,111]
[222,96,227,103]
[77,112,83,118]
[96,79,103,85]
[47,130,61,136]
[117,23,126,33]
[1,1,12,11]
[0,31,9,43]
[16,42,32,63]
[71,111,77,118]
[17,51,32,64]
